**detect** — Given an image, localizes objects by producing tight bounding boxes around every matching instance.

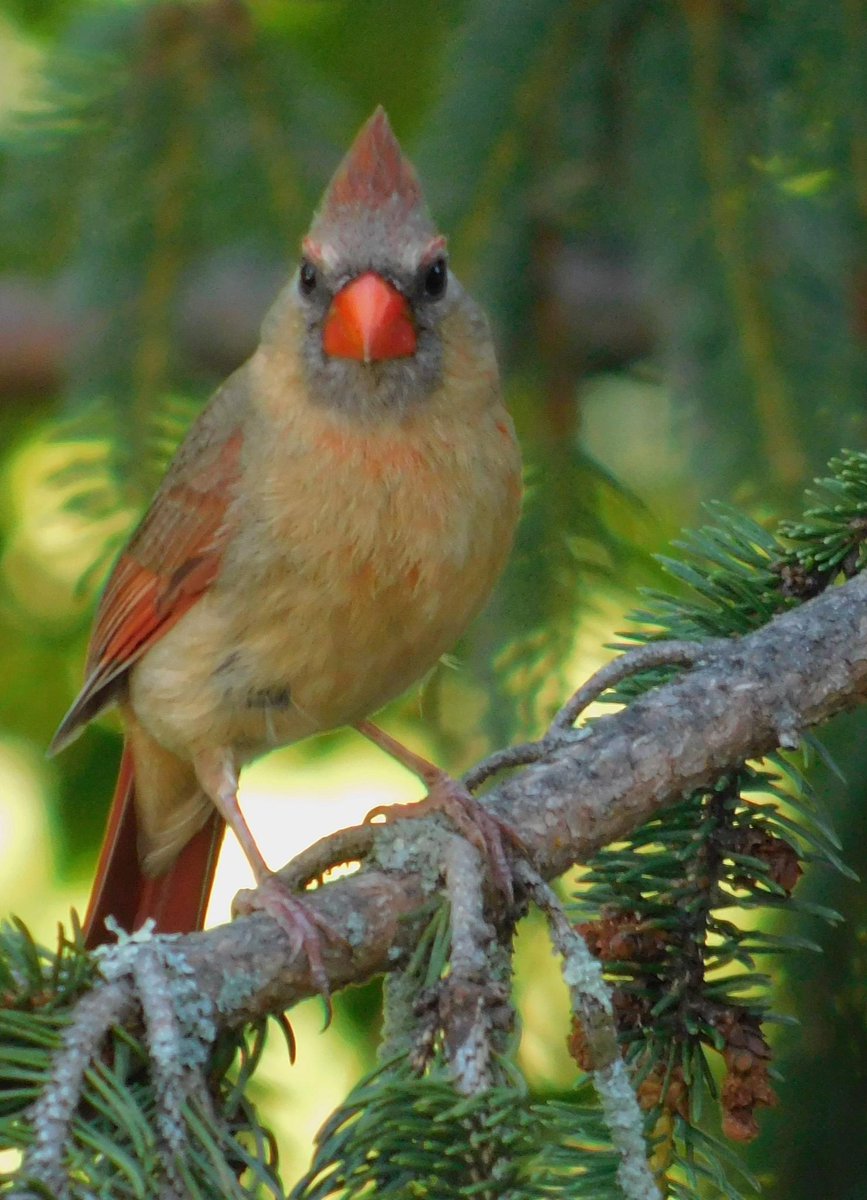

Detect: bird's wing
[50,426,243,753]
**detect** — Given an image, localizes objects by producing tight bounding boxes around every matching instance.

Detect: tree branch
[167,569,867,1028]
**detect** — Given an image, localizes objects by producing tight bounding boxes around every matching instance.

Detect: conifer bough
[174,563,867,1023]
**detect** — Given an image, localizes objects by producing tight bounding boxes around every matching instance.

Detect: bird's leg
[193,748,268,879]
[193,748,335,999]
[355,720,523,902]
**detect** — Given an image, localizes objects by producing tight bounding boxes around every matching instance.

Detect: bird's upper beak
[322,272,417,363]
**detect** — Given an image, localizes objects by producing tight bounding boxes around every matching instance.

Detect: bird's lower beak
[322,272,417,363]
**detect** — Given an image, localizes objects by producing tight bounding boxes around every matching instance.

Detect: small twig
[463,739,554,792]
[516,863,618,1069]
[274,823,376,892]
[466,639,727,794]
[517,861,660,1200]
[379,902,451,1072]
[551,638,728,733]
[380,966,430,1069]
[442,836,497,1095]
[21,979,136,1197]
[131,944,208,1193]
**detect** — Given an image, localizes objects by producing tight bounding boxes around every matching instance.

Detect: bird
[51,107,523,975]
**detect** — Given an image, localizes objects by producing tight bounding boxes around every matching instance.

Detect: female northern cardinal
[51,108,522,960]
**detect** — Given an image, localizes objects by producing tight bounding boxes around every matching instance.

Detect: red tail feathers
[84,744,225,948]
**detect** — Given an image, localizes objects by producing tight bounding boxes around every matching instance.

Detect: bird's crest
[322,107,422,216]
[305,107,438,270]
[315,107,428,226]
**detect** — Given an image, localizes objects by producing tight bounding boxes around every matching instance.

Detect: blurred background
[0,0,866,1195]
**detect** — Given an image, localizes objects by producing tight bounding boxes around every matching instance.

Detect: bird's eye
[299,260,318,296]
[422,257,447,300]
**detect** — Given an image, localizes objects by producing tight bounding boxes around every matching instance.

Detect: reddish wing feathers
[51,430,243,753]
[73,429,242,943]
[88,429,243,677]
[71,428,242,942]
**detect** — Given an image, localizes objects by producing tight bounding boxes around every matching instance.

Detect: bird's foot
[232,875,339,1006]
[366,772,524,903]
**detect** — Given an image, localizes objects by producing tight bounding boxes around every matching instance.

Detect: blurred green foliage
[0,1,866,1196]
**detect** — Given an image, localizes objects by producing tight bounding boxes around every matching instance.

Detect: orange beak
[322,272,417,363]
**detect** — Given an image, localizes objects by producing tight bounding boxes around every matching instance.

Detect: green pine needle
[0,919,282,1199]
[291,1066,620,1200]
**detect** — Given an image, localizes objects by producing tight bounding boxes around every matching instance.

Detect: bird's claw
[366,775,524,903]
[232,875,341,1015]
